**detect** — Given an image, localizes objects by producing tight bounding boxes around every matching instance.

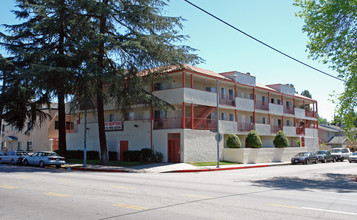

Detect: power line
[183,0,345,82]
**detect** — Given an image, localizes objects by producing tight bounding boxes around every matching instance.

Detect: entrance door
[168,133,181,162]
[120,141,128,161]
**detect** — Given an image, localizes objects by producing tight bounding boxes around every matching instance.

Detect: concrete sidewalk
[63,162,291,173]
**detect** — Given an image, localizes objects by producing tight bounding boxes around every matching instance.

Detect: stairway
[193,106,216,129]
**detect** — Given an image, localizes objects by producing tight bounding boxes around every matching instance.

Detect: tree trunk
[57,0,67,157]
[96,0,109,164]
[58,91,67,157]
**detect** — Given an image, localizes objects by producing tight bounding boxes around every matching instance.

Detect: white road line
[302,207,357,216]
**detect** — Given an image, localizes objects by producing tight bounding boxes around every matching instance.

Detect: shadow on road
[0,164,68,173]
[251,173,357,193]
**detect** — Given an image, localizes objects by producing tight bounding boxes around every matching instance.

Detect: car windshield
[296,152,309,157]
[352,152,357,156]
[16,152,28,156]
[332,149,342,153]
[316,151,326,155]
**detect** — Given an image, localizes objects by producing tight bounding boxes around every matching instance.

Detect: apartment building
[65,64,319,163]
[0,105,76,153]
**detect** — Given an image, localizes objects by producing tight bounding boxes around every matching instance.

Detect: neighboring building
[0,104,75,153]
[66,64,319,163]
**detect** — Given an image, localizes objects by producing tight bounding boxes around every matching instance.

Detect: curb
[164,163,291,173]
[70,167,130,173]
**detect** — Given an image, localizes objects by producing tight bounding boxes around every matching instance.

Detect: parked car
[0,151,29,165]
[315,150,336,163]
[291,152,318,165]
[22,151,66,168]
[331,148,352,162]
[348,152,357,163]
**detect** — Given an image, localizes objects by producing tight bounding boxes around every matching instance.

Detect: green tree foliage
[318,116,328,125]
[245,130,262,148]
[294,0,357,137]
[300,90,312,98]
[226,134,241,148]
[273,130,290,148]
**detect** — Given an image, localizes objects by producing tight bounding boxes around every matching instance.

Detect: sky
[0,0,345,121]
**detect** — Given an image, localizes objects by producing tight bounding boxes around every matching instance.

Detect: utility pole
[216,79,220,168]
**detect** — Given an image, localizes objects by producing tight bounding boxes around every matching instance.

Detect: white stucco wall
[219,121,237,134]
[236,97,254,112]
[295,108,305,119]
[255,124,271,135]
[269,103,283,115]
[304,137,319,152]
[305,128,318,137]
[223,147,302,164]
[153,88,184,105]
[230,72,256,86]
[183,130,223,162]
[184,88,217,106]
[283,126,296,136]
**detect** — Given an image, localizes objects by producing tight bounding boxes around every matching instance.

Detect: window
[221,88,226,99]
[221,113,226,120]
[277,99,281,105]
[250,116,254,124]
[262,117,266,124]
[250,93,254,100]
[271,98,275,104]
[206,87,211,92]
[154,110,167,119]
[66,122,74,130]
[17,142,23,151]
[262,96,266,102]
[26,142,33,152]
[287,120,292,126]
[278,119,282,126]
[229,114,234,121]
[229,89,234,99]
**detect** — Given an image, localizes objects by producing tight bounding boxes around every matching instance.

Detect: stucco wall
[305,128,318,137]
[219,121,237,134]
[256,124,271,136]
[283,126,296,136]
[295,108,305,119]
[223,147,302,164]
[183,130,223,162]
[236,97,254,112]
[269,103,283,115]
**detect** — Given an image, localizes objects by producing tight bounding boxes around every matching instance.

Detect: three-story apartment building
[66,64,319,163]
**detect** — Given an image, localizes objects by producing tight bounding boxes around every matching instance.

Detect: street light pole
[216,79,220,168]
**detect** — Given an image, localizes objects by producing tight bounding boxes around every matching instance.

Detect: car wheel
[11,159,16,165]
[314,159,318,164]
[306,159,309,165]
[56,165,61,169]
[39,161,45,168]
[23,160,28,166]
[323,158,327,163]
[349,160,352,163]
[341,158,344,162]
[333,158,336,163]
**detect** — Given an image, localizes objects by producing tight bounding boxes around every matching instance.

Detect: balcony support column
[313,102,315,118]
[191,104,194,129]
[281,95,283,105]
[235,110,238,122]
[191,74,193,88]
[182,71,185,88]
[182,102,185,129]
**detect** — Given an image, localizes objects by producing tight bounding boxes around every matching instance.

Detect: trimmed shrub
[273,130,289,148]
[152,151,163,162]
[109,151,118,161]
[245,130,262,148]
[141,148,152,161]
[297,140,301,147]
[87,151,100,160]
[226,134,241,148]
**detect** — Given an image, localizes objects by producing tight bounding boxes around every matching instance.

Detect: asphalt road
[0,161,356,220]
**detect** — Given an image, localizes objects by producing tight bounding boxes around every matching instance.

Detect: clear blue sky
[0,0,345,121]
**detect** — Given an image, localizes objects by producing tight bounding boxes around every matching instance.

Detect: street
[0,162,356,220]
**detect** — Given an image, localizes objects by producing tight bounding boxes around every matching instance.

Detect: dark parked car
[291,152,318,165]
[315,150,336,163]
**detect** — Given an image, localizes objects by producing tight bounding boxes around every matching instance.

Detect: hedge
[273,130,289,148]
[245,130,262,148]
[226,134,241,148]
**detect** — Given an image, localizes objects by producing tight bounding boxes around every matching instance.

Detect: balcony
[284,106,295,115]
[219,94,235,106]
[269,103,283,115]
[237,122,254,132]
[154,117,216,130]
[255,100,269,111]
[153,88,217,106]
[255,123,271,135]
[271,125,283,133]
[296,127,305,135]
[305,110,317,118]
[236,97,254,112]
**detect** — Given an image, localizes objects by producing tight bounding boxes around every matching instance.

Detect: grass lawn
[67,159,152,167]
[189,161,240,167]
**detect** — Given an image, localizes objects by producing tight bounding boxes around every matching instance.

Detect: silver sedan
[23,151,66,168]
[348,152,357,163]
